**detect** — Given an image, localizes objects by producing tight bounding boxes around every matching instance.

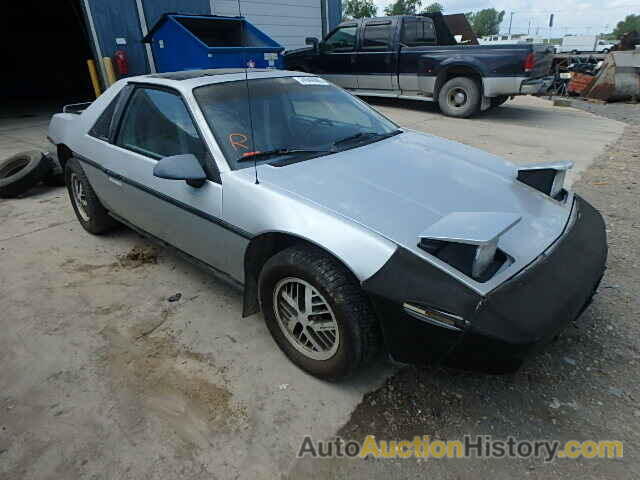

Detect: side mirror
[306,37,319,54]
[153,154,207,188]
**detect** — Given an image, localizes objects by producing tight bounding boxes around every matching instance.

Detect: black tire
[437,77,481,118]
[602,48,610,54]
[42,153,66,187]
[0,151,53,198]
[65,157,118,234]
[259,245,380,381]
[490,95,509,108]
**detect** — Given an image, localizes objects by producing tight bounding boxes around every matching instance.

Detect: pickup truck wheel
[0,151,53,198]
[259,245,380,381]
[438,77,481,118]
[65,157,117,234]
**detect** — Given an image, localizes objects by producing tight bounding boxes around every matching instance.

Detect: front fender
[223,171,398,284]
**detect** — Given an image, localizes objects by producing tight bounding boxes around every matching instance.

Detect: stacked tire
[0,151,64,198]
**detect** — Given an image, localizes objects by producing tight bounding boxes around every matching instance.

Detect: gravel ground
[555,97,640,125]
[289,126,640,479]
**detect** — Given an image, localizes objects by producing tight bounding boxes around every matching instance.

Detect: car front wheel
[259,245,380,381]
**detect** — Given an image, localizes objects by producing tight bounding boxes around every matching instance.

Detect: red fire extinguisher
[113,50,129,77]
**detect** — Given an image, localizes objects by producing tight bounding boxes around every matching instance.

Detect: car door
[355,19,397,92]
[316,24,359,89]
[96,85,233,274]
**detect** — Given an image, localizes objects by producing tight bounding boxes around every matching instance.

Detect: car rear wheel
[259,245,380,381]
[438,77,481,118]
[65,157,118,234]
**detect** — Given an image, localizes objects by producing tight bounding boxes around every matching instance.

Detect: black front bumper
[364,196,608,374]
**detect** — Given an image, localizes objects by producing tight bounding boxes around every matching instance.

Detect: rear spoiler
[63,102,93,115]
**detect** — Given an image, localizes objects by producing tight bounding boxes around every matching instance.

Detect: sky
[371,0,640,36]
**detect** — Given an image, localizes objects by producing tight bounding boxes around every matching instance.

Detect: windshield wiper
[237,148,328,163]
[331,129,403,151]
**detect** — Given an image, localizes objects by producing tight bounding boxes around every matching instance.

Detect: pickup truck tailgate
[529,45,554,78]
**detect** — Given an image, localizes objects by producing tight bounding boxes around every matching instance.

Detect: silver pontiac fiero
[48,69,607,380]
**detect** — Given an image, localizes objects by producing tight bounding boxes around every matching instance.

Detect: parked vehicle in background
[478,34,546,45]
[558,35,616,54]
[595,39,616,53]
[48,69,607,380]
[284,13,554,118]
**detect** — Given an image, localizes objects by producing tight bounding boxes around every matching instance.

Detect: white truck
[559,35,615,54]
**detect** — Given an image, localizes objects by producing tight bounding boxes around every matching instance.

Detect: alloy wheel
[273,277,340,361]
[70,173,90,222]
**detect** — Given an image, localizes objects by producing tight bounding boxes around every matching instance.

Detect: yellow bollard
[103,57,117,87]
[86,59,102,98]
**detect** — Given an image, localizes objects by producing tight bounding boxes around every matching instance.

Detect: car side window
[322,25,357,53]
[116,88,207,162]
[89,92,120,141]
[362,22,392,50]
[401,18,436,47]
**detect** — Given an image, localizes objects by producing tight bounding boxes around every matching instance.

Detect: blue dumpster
[143,14,285,72]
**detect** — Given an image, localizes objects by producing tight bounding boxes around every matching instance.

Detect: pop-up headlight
[517,161,573,199]
[418,212,521,282]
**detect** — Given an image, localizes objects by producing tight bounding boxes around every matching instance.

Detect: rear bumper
[483,76,553,97]
[520,75,554,95]
[367,196,607,373]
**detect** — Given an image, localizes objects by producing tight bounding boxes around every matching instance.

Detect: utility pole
[508,12,514,35]
[528,19,531,35]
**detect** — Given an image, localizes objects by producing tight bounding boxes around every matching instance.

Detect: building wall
[214,0,335,49]
[84,0,342,80]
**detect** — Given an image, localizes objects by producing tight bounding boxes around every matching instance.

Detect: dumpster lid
[143,13,243,43]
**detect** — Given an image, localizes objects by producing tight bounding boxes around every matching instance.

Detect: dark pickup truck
[284,13,554,118]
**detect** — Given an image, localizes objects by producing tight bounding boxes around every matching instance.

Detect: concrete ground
[369,95,625,187]
[0,97,628,479]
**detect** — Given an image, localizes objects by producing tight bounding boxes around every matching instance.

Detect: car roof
[125,69,314,90]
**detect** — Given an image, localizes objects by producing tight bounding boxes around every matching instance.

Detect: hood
[254,131,572,287]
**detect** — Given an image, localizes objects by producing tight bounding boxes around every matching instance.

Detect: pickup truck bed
[285,13,553,118]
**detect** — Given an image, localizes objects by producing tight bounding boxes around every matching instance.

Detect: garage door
[215,0,324,50]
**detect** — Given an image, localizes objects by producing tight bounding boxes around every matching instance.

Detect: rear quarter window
[88,92,121,141]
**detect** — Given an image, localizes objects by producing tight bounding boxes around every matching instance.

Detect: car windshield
[193,76,399,170]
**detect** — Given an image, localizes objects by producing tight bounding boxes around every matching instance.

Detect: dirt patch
[117,245,160,269]
[99,325,246,453]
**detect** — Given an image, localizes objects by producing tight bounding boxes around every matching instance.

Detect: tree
[423,2,444,13]
[612,14,640,38]
[342,0,377,20]
[385,0,422,16]
[467,8,505,37]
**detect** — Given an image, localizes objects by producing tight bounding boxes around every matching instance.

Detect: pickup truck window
[116,88,207,161]
[322,25,357,53]
[362,22,392,50]
[401,18,436,47]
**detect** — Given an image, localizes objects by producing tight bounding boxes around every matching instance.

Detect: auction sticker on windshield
[293,76,330,86]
